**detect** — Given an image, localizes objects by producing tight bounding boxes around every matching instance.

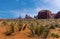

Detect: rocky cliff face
[23,10,60,19]
[50,13,56,19]
[37,10,52,19]
[55,11,60,19]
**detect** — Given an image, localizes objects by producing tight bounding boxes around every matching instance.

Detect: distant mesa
[18,10,60,19]
[24,10,60,19]
[35,10,60,19]
[24,14,32,19]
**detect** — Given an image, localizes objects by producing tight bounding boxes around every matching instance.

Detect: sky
[0,0,60,18]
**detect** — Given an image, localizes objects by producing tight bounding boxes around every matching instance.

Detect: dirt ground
[0,19,60,39]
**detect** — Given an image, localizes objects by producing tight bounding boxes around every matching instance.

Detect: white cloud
[44,0,50,3]
[51,0,60,8]
[32,0,60,13]
[8,8,42,18]
[8,0,60,18]
[43,0,60,8]
[9,7,50,18]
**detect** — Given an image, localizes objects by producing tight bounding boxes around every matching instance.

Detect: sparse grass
[50,25,56,29]
[2,19,60,39]
[28,22,50,38]
[5,22,14,36]
[51,33,60,38]
[5,30,12,36]
[10,22,14,33]
[2,21,7,26]
[23,24,27,30]
[28,23,35,36]
[17,20,23,31]
[35,26,45,36]
[18,23,23,31]
[42,25,50,39]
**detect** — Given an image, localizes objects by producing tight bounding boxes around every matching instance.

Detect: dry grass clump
[51,33,60,38]
[2,20,7,26]
[5,22,14,36]
[28,21,50,39]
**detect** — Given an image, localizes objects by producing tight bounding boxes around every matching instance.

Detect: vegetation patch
[51,33,60,38]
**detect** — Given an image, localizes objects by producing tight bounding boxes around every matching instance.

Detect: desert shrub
[28,23,49,37]
[42,25,50,39]
[5,30,12,36]
[50,25,56,29]
[17,19,27,31]
[28,23,35,36]
[51,33,60,38]
[54,20,60,28]
[18,23,23,31]
[50,23,60,29]
[5,22,14,36]
[2,21,7,26]
[54,24,58,27]
[57,25,60,28]
[35,26,45,36]
[23,24,27,30]
[17,19,23,31]
[55,24,60,28]
[10,22,14,33]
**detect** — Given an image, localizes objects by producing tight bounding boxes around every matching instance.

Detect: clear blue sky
[0,0,60,18]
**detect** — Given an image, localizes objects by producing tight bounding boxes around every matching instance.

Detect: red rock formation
[37,10,52,19]
[24,14,32,19]
[55,11,60,19]
[50,13,56,19]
